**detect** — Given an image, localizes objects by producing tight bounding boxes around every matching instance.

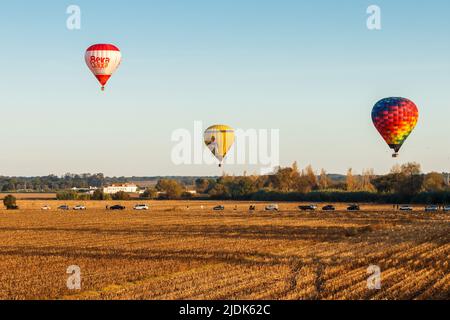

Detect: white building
[103,184,138,194]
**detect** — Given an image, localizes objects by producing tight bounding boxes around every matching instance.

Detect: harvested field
[0,201,448,300]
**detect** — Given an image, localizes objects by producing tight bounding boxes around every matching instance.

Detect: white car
[134,204,149,210]
[73,205,87,211]
[425,205,439,212]
[41,205,51,210]
[399,205,413,211]
[265,204,279,211]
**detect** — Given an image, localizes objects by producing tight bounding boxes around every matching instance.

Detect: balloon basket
[392,153,399,158]
[101,87,105,91]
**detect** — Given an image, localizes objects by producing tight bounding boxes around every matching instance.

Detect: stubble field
[0,200,448,300]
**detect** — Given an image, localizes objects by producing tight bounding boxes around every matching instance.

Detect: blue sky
[0,0,449,176]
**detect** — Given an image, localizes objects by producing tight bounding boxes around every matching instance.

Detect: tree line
[146,162,450,204]
[3,163,450,204]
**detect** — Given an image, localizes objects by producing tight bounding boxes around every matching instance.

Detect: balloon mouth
[389,144,402,153]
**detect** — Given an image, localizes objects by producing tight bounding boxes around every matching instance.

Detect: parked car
[299,205,317,211]
[73,205,87,211]
[41,205,51,210]
[443,205,450,212]
[347,204,360,211]
[134,204,149,210]
[399,205,413,211]
[58,205,70,210]
[425,205,439,212]
[213,205,225,211]
[109,205,126,211]
[265,204,279,211]
[322,205,336,211]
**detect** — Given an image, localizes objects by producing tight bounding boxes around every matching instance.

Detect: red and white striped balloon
[85,44,122,91]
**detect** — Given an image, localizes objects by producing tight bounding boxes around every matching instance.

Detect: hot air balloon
[204,125,235,167]
[372,97,419,158]
[85,44,122,91]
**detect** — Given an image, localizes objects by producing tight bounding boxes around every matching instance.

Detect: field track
[0,201,448,300]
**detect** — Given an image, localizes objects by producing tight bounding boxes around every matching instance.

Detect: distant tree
[227,177,257,199]
[423,172,445,192]
[372,174,397,193]
[181,191,194,199]
[360,169,376,192]
[112,191,131,201]
[208,183,230,199]
[346,168,356,191]
[140,188,158,199]
[91,189,111,200]
[195,178,211,194]
[56,191,78,200]
[156,179,183,199]
[318,169,330,190]
[3,195,18,209]
[394,162,424,196]
[305,165,318,190]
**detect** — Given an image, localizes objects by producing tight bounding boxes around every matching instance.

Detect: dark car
[110,205,126,210]
[347,204,360,211]
[58,205,70,210]
[299,205,317,211]
[322,205,336,211]
[213,205,225,211]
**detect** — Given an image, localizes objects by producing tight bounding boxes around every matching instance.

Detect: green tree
[194,178,211,194]
[394,162,424,196]
[56,191,79,200]
[156,179,184,199]
[140,188,158,199]
[208,183,230,199]
[91,189,109,200]
[112,191,131,201]
[3,195,18,209]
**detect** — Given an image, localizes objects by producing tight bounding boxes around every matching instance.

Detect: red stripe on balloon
[86,44,120,52]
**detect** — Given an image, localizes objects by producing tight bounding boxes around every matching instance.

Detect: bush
[91,189,111,200]
[140,188,157,199]
[181,192,194,199]
[112,191,131,201]
[3,195,18,210]
[56,191,79,200]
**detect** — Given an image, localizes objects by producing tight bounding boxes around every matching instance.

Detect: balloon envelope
[204,125,235,166]
[372,97,419,156]
[85,44,122,90]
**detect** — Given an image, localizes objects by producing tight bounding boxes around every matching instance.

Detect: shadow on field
[0,224,376,242]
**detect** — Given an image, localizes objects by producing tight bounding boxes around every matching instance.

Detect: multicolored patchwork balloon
[372,97,419,158]
[85,44,122,91]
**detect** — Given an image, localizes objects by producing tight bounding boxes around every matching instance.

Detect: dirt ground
[0,200,448,300]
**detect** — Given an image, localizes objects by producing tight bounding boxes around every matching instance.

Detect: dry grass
[0,201,448,300]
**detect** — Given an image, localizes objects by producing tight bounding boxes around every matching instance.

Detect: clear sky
[0,0,449,176]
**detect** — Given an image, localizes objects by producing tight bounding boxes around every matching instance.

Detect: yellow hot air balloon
[204,125,235,167]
